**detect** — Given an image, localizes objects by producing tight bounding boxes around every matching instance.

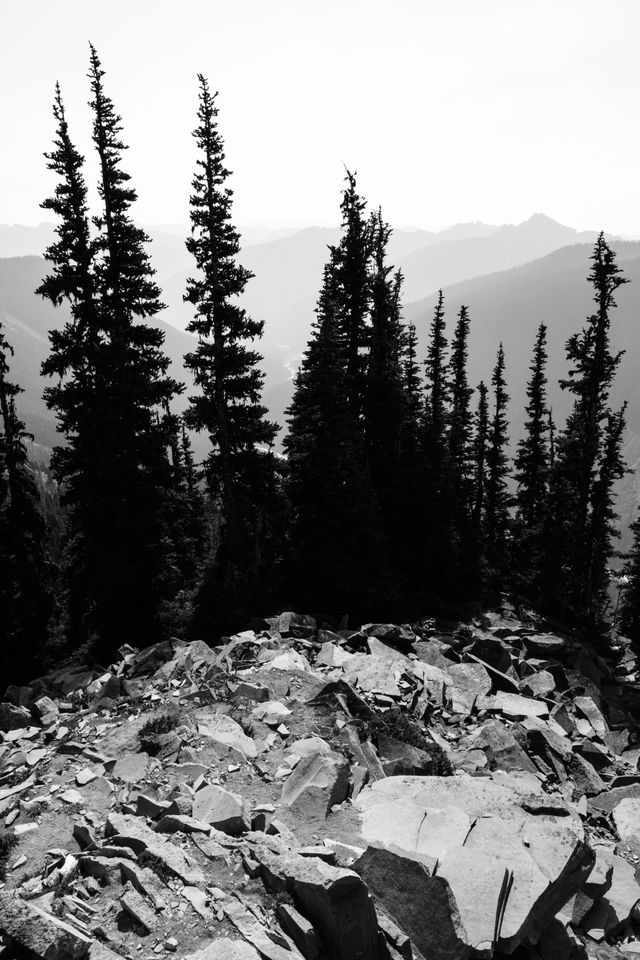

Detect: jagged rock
[362,623,417,652]
[154,814,212,834]
[377,734,442,776]
[0,889,92,959]
[354,774,594,958]
[261,649,313,673]
[276,902,320,959]
[183,939,261,960]
[255,846,381,960]
[120,887,156,932]
[196,709,257,759]
[224,897,304,960]
[136,794,172,819]
[231,681,270,702]
[0,702,31,731]
[612,797,640,844]
[280,751,350,816]
[355,845,471,960]
[523,633,567,654]
[112,752,150,783]
[566,752,606,798]
[192,784,251,835]
[105,811,204,885]
[445,662,492,714]
[466,720,538,775]
[480,691,549,718]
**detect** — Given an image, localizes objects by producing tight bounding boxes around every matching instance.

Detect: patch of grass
[0,828,18,881]
[139,713,178,739]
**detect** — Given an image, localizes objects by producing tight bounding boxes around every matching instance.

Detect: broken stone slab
[276,902,320,959]
[183,942,261,960]
[480,691,549,719]
[0,889,92,960]
[612,797,640,845]
[523,633,567,655]
[444,662,492,714]
[192,784,251,835]
[154,814,212,835]
[195,709,257,759]
[354,774,594,957]
[362,623,417,652]
[224,897,305,960]
[112,752,150,784]
[255,846,381,960]
[119,859,167,910]
[355,845,471,960]
[466,720,539,775]
[280,751,350,817]
[120,886,156,933]
[105,811,204,885]
[260,650,313,673]
[342,653,403,697]
[377,734,443,776]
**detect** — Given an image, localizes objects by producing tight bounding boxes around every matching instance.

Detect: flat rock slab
[112,752,150,783]
[612,797,640,845]
[184,940,261,960]
[480,691,549,719]
[196,710,257,759]
[354,774,593,958]
[280,751,350,816]
[192,784,250,835]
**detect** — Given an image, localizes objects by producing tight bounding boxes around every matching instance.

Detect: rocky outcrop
[2,608,640,960]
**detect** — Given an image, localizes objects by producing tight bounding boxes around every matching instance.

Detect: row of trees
[1,48,638,682]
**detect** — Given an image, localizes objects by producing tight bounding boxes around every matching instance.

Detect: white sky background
[2,0,640,234]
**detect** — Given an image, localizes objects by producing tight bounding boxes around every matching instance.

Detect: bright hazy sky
[2,0,640,234]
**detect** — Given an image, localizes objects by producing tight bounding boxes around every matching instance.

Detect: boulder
[196,709,257,759]
[281,751,350,816]
[192,784,251,835]
[612,797,640,844]
[256,846,381,960]
[354,774,594,958]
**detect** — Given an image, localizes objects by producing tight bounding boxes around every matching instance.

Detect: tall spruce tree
[363,212,407,528]
[472,381,489,532]
[39,53,181,658]
[544,234,628,621]
[513,323,551,596]
[285,256,391,618]
[447,305,477,593]
[485,344,511,595]
[331,170,371,421]
[183,75,280,633]
[422,290,453,596]
[0,324,52,679]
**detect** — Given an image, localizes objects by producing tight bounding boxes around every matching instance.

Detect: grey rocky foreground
[1,608,640,960]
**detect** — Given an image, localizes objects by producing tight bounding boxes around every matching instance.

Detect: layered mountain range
[2,212,639,540]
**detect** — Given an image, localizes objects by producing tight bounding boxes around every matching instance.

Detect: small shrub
[139,713,178,739]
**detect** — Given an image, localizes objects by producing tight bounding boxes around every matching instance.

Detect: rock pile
[1,607,640,960]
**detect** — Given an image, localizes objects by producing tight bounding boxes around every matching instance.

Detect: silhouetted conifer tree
[331,170,371,420]
[0,324,52,678]
[543,234,628,621]
[472,381,489,532]
[285,257,391,618]
[485,344,511,595]
[39,53,181,658]
[183,75,281,634]
[513,323,551,596]
[422,290,453,596]
[447,305,477,594]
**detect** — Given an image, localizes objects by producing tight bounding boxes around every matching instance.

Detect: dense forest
[2,50,640,684]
